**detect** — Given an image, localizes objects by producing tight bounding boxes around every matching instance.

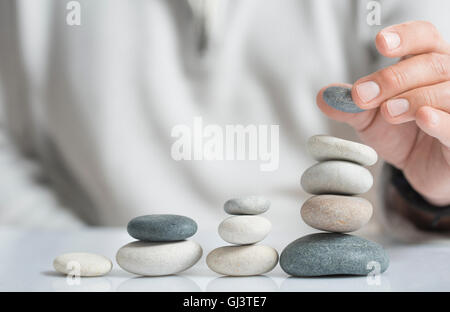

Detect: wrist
[383,163,450,231]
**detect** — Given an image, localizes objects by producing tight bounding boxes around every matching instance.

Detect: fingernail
[382,32,401,50]
[429,110,440,126]
[356,81,380,103]
[387,98,409,117]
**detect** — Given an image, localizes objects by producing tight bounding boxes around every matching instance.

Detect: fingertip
[376,26,403,58]
[416,106,440,129]
[375,31,390,56]
[350,82,378,110]
[379,100,414,125]
[379,101,396,124]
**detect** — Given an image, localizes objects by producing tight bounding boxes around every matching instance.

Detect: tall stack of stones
[280,135,389,277]
[207,196,279,276]
[116,214,203,276]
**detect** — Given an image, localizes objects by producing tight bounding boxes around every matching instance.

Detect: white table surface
[1,226,450,292]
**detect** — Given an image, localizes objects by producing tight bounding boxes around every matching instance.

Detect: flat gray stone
[301,160,373,195]
[301,195,373,233]
[127,214,197,241]
[323,86,365,113]
[280,233,389,276]
[307,135,377,166]
[224,196,270,215]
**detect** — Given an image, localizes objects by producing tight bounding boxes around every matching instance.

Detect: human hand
[317,21,450,206]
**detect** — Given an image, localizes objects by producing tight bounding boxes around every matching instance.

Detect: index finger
[376,21,450,58]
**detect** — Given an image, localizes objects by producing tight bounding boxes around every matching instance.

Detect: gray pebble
[280,233,389,276]
[224,196,270,215]
[323,86,365,113]
[307,135,377,166]
[127,214,197,241]
[301,160,373,195]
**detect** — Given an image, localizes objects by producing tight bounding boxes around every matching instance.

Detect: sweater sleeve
[376,163,450,243]
[0,86,84,229]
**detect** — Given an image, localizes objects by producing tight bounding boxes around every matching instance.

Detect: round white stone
[206,245,279,276]
[301,160,373,195]
[116,240,202,276]
[307,135,378,166]
[301,195,373,233]
[218,216,272,245]
[53,252,112,277]
[224,196,270,215]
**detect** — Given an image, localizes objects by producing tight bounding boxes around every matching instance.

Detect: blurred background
[0,0,450,239]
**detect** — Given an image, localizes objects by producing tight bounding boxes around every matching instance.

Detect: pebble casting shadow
[280,233,389,277]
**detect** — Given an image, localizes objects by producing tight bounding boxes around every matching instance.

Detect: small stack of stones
[116,214,202,276]
[280,135,389,277]
[207,196,279,276]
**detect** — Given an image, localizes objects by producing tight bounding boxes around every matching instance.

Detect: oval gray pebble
[301,161,373,195]
[323,86,365,113]
[280,233,389,276]
[301,195,373,233]
[127,214,197,242]
[224,196,270,215]
[307,135,377,166]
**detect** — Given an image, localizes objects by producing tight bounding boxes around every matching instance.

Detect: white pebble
[307,135,378,166]
[206,245,279,276]
[218,216,271,245]
[301,161,373,195]
[53,252,112,277]
[116,240,202,276]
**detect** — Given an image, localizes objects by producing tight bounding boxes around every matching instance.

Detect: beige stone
[301,195,373,233]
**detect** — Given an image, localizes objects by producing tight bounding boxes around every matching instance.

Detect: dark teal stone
[323,86,366,113]
[127,214,198,241]
[280,233,389,276]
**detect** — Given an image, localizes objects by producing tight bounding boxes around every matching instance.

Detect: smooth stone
[116,240,202,276]
[127,214,197,242]
[218,216,272,245]
[323,86,366,113]
[301,160,373,195]
[53,252,112,277]
[307,135,377,166]
[301,195,373,233]
[207,245,279,276]
[280,233,389,276]
[224,196,270,215]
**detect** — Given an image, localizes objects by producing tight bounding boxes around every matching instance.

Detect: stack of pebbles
[116,214,202,276]
[280,135,389,277]
[207,196,279,276]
